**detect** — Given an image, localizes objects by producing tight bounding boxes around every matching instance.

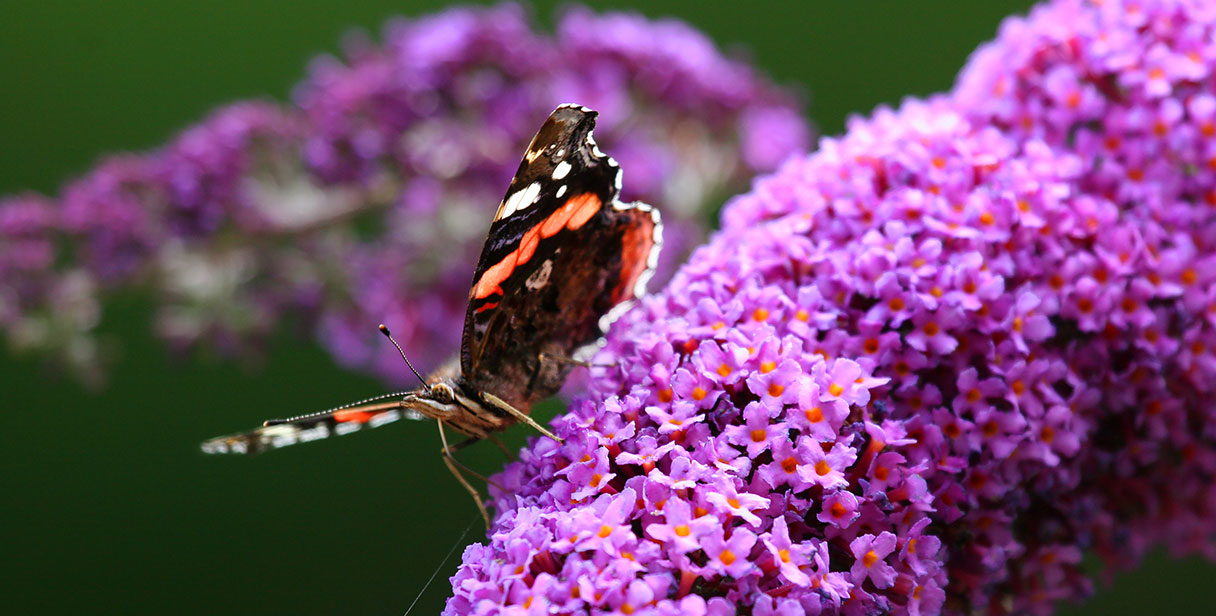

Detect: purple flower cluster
[0,3,808,383]
[446,1,1216,614]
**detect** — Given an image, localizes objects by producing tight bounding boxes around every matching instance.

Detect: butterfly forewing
[460,105,660,411]
[201,401,418,456]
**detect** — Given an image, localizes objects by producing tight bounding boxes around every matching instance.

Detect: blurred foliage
[3,1,1211,614]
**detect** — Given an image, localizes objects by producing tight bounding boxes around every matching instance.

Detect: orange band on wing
[471,193,603,301]
[565,193,601,230]
[333,409,374,423]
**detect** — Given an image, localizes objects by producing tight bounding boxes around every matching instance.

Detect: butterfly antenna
[379,324,429,389]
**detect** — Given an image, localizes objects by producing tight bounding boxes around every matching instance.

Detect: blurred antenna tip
[379,324,391,335]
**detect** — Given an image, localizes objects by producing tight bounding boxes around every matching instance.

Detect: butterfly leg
[481,392,563,443]
[437,420,490,528]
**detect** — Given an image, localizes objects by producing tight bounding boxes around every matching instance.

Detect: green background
[2,2,1211,614]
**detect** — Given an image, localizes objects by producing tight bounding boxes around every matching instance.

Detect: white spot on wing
[526,259,553,290]
[369,410,401,428]
[298,423,330,443]
[556,185,567,198]
[552,160,571,180]
[335,422,361,435]
[498,182,542,220]
[266,425,299,449]
[201,440,228,454]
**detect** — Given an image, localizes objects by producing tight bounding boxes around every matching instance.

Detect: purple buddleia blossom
[447,1,1216,614]
[0,3,809,384]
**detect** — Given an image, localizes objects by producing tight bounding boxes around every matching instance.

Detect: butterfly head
[400,378,507,439]
[397,379,457,417]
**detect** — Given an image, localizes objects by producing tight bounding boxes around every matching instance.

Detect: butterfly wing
[460,104,662,410]
[200,400,421,455]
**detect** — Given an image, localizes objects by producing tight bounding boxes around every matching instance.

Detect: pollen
[982,421,999,438]
[711,321,726,331]
[864,338,880,353]
[1040,425,1055,442]
[692,387,708,401]
[658,388,673,403]
[751,429,767,443]
[966,388,982,403]
[794,309,810,322]
[1182,268,1198,285]
[621,604,635,615]
[768,383,785,397]
[719,550,737,566]
[753,308,770,322]
[923,321,940,335]
[675,524,691,537]
[781,457,799,473]
[727,497,741,508]
[805,407,823,423]
[889,297,906,311]
[814,460,832,476]
[829,383,844,397]
[862,550,879,568]
[590,473,603,487]
[717,363,732,377]
[1065,90,1081,109]
[779,548,792,563]
[874,465,889,481]
[760,360,776,373]
[598,525,613,538]
[830,501,849,518]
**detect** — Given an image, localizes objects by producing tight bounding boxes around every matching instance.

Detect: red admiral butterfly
[202,104,662,525]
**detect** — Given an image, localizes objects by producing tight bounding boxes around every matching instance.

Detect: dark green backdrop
[3,2,1211,614]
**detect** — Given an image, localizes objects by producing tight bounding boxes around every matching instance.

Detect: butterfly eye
[431,383,455,403]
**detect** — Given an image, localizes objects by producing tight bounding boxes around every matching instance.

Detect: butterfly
[202,104,663,526]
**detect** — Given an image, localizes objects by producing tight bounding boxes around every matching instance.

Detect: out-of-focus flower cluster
[0,3,808,385]
[447,1,1216,614]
